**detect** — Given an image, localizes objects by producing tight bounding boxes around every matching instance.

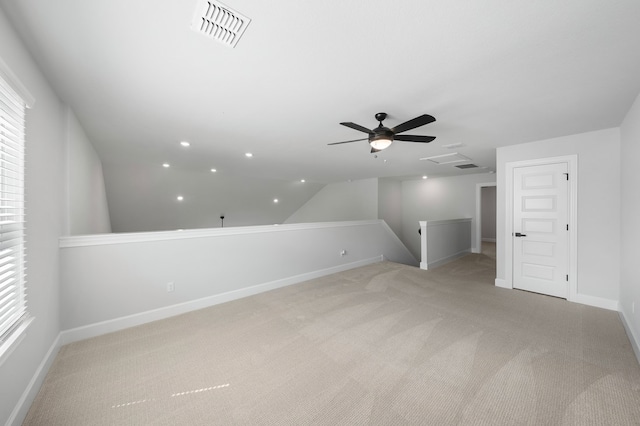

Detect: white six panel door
[513,163,569,298]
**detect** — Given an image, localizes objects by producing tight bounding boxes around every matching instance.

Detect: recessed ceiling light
[273,198,279,203]
[180,141,190,147]
[177,195,184,201]
[245,152,253,158]
[300,179,306,183]
[162,163,170,168]
[422,175,428,179]
[211,168,217,173]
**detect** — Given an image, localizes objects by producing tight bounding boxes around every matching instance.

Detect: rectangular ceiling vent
[191,0,251,48]
[419,152,471,165]
[455,164,479,169]
[442,143,464,149]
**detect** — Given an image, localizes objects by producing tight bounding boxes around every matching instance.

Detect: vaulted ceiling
[2,0,640,231]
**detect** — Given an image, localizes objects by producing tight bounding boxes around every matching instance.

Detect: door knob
[514,232,527,237]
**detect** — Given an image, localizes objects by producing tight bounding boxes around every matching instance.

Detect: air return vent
[419,152,471,165]
[191,0,251,48]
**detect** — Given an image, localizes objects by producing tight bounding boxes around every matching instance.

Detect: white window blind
[0,72,28,348]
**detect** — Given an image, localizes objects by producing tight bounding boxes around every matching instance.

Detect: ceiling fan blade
[327,137,369,145]
[340,122,373,134]
[394,134,436,143]
[391,114,436,134]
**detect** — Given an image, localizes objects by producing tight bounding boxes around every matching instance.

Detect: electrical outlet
[167,282,175,292]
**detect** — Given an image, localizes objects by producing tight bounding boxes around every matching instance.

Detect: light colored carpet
[24,254,640,425]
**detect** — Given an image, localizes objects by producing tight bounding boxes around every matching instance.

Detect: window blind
[0,73,27,346]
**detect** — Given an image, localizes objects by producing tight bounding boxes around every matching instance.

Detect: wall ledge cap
[59,220,383,248]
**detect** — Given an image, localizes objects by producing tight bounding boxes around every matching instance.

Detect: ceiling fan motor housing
[370,127,394,142]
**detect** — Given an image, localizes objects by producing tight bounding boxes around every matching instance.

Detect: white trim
[6,334,61,426]
[572,294,619,312]
[0,317,33,368]
[620,310,640,366]
[59,220,383,248]
[59,255,383,345]
[503,155,578,300]
[475,182,497,253]
[0,56,35,108]
[495,278,510,289]
[424,218,471,227]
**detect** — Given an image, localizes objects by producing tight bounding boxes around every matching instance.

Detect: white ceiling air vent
[191,0,251,48]
[442,142,464,149]
[455,164,479,169]
[419,152,471,165]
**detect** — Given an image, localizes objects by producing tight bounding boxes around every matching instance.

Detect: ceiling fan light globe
[370,137,393,150]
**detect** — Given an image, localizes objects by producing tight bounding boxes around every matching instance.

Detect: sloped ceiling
[2,0,640,231]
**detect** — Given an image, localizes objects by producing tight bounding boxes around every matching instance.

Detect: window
[0,70,30,361]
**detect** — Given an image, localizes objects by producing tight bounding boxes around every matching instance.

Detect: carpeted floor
[23,253,640,425]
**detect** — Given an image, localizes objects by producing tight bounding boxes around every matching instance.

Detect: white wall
[378,178,403,238]
[59,221,417,335]
[66,108,111,235]
[0,8,64,425]
[496,128,621,303]
[285,178,378,224]
[620,91,640,358]
[401,174,496,260]
[481,186,496,240]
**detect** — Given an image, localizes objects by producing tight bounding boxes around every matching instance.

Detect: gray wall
[0,8,64,424]
[285,174,497,262]
[496,127,621,303]
[66,108,111,235]
[59,221,417,332]
[378,178,403,238]
[0,8,114,423]
[105,165,325,232]
[401,174,496,260]
[285,178,378,224]
[620,91,640,357]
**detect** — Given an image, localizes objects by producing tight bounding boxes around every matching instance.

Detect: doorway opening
[475,182,497,259]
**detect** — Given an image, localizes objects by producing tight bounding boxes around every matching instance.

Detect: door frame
[504,155,578,301]
[474,182,497,254]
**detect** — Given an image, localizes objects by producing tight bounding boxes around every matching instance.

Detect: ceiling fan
[328,112,436,153]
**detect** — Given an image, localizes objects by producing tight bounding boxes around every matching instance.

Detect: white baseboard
[495,278,510,289]
[494,279,620,312]
[572,293,619,311]
[7,334,61,426]
[60,256,384,345]
[619,309,640,366]
[420,249,470,270]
